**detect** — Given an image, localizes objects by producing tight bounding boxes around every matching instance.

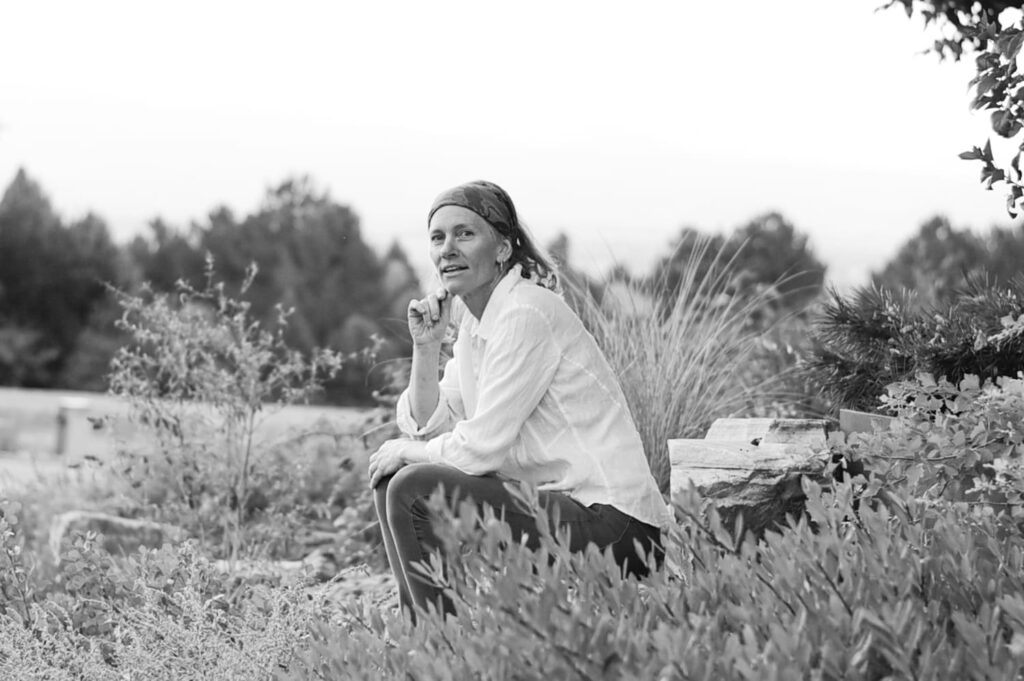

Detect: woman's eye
[457,230,473,239]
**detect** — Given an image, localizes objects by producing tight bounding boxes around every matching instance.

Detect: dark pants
[373,462,662,618]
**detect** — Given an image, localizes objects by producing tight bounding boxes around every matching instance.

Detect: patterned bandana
[427,180,519,242]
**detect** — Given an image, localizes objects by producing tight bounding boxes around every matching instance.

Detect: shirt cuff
[424,434,445,463]
[395,389,451,439]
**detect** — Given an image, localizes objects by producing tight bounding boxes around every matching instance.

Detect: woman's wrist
[400,439,431,465]
[412,339,443,351]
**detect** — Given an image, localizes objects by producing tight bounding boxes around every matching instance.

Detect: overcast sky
[1,0,1020,288]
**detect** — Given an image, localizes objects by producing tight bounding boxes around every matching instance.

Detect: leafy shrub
[283,371,1024,680]
[288,471,1024,680]
[839,372,1024,514]
[0,526,327,680]
[107,258,349,560]
[806,276,1024,412]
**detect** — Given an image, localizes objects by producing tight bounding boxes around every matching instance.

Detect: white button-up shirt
[396,267,672,529]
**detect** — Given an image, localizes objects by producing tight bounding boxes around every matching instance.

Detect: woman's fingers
[369,441,402,488]
[434,288,449,323]
[408,288,451,338]
[408,298,428,321]
[423,288,449,322]
[370,455,398,488]
[424,295,440,322]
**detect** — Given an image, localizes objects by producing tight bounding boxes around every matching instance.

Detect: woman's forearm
[409,341,442,428]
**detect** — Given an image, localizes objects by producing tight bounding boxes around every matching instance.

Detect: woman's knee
[386,463,456,513]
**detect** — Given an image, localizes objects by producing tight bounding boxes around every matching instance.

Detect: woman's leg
[372,477,414,612]
[382,462,662,617]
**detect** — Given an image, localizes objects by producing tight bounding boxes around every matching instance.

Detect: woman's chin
[440,279,472,298]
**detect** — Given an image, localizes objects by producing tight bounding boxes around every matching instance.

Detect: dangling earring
[492,253,509,287]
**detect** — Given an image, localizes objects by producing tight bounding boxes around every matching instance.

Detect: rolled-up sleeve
[396,356,465,439]
[425,306,560,475]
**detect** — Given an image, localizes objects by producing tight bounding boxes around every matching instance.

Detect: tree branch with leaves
[884,1,1024,215]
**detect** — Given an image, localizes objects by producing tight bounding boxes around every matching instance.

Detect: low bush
[0,503,328,680]
[106,259,357,561]
[289,480,1024,680]
[807,276,1024,412]
[288,372,1024,680]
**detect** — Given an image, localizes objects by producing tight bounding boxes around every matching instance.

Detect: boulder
[669,418,835,534]
[49,511,183,561]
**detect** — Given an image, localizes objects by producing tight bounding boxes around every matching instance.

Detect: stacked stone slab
[669,418,835,535]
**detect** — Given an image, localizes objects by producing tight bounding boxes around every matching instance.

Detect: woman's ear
[499,238,513,263]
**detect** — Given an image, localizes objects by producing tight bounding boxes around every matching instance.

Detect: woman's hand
[369,438,428,488]
[408,287,451,346]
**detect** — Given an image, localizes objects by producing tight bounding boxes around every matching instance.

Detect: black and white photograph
[1,1,1023,678]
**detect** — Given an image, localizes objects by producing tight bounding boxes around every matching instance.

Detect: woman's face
[428,205,511,313]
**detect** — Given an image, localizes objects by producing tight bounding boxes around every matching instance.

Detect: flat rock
[49,511,183,561]
[669,418,833,534]
[213,546,342,583]
[668,440,829,501]
[703,418,829,447]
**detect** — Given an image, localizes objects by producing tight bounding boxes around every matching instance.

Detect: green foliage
[806,276,1024,411]
[0,170,418,401]
[574,233,799,498]
[873,215,1024,307]
[653,213,826,313]
[107,259,347,560]
[0,528,325,680]
[842,372,1024,513]
[886,1,1024,215]
[0,500,38,626]
[0,169,130,388]
[129,177,420,404]
[293,445,1024,680]
[0,255,382,670]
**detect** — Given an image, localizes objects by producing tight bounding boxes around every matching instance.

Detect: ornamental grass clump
[574,234,800,497]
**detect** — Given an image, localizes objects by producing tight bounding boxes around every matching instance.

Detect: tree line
[0,167,1021,404]
[0,170,419,403]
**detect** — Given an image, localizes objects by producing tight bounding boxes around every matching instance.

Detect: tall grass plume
[575,235,794,497]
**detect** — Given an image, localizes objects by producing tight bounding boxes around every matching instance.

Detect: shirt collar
[470,264,524,341]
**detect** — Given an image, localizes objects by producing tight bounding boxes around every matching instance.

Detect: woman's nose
[440,234,457,255]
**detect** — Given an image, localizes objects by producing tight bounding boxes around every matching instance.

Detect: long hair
[475,181,560,293]
[506,219,561,293]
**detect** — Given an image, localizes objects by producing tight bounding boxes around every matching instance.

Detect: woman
[369,180,671,618]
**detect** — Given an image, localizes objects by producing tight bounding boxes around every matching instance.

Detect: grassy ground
[0,386,378,491]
